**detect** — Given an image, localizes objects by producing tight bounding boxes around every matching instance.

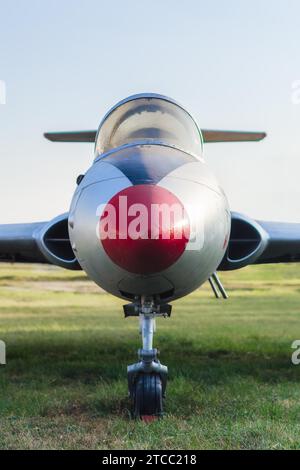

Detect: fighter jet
[1,93,299,419]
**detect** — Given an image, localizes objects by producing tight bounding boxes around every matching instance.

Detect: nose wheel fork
[126,298,169,419]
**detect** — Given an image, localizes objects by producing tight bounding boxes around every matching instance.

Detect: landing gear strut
[125,296,170,420]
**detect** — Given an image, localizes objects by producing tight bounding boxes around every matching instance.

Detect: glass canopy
[95,95,203,158]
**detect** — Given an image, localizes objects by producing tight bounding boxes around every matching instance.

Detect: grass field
[0,262,300,449]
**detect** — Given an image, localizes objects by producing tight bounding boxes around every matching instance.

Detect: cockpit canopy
[95,94,203,158]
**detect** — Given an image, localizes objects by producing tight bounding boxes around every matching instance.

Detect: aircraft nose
[99,184,190,274]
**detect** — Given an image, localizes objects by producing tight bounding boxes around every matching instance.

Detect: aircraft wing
[0,215,80,270]
[254,220,300,264]
[0,222,47,263]
[219,213,300,270]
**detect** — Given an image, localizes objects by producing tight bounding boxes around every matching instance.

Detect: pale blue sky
[0,0,299,223]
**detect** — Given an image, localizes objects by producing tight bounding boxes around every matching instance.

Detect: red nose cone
[100,185,190,274]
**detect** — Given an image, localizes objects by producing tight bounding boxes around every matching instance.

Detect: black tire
[133,373,163,418]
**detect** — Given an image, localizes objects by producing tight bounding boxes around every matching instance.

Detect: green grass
[0,262,300,449]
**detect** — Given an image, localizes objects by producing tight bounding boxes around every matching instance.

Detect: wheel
[133,373,163,419]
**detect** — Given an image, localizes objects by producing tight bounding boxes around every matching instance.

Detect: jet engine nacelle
[37,213,80,270]
[68,145,231,302]
[218,212,269,271]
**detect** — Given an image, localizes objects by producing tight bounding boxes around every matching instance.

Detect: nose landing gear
[125,297,170,420]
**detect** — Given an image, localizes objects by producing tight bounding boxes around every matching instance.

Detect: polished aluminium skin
[67,94,231,416]
[68,136,230,302]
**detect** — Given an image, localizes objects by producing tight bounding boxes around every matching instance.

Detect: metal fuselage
[68,143,230,303]
[39,93,271,418]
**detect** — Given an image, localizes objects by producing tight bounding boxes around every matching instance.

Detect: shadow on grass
[3,331,297,383]
[0,329,298,418]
